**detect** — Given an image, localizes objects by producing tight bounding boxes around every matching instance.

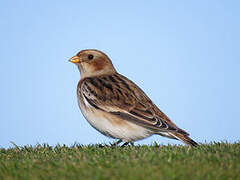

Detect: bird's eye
[88,54,94,60]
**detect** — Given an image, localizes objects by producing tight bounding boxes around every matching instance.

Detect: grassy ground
[0,142,239,180]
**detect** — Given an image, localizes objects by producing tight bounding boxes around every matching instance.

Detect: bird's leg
[111,139,122,147]
[121,142,129,147]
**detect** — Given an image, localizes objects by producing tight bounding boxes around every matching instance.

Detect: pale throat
[78,64,116,79]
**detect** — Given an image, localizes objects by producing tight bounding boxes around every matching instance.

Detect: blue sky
[0,1,239,148]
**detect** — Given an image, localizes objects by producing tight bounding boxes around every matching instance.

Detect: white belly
[78,98,152,142]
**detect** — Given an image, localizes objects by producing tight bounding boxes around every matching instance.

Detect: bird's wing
[81,73,189,135]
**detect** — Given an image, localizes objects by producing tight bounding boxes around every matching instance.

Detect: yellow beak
[69,56,80,63]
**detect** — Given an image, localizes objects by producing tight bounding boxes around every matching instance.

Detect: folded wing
[81,73,189,136]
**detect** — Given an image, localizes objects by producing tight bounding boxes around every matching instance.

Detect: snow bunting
[69,49,198,147]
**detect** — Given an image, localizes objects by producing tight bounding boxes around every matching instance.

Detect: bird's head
[69,49,116,78]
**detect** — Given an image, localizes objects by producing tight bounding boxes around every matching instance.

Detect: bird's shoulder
[78,73,165,119]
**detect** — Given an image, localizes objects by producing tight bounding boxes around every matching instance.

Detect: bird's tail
[169,132,198,147]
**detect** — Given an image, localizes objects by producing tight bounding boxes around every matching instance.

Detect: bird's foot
[121,142,134,147]
[110,140,122,147]
[121,142,129,147]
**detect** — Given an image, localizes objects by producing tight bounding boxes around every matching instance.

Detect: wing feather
[80,73,189,136]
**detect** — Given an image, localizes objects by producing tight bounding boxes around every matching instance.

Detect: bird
[69,49,198,147]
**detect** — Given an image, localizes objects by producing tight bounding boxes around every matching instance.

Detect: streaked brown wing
[80,73,189,135]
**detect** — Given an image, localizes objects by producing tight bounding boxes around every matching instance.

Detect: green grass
[0,142,239,180]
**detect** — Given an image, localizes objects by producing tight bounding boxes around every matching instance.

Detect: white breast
[78,95,152,142]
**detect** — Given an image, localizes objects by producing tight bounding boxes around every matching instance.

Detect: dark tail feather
[185,136,198,147]
[170,132,198,147]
